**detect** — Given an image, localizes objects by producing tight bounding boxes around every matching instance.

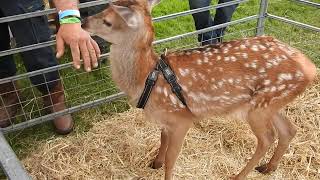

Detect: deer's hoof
[255,164,276,174]
[150,159,163,169]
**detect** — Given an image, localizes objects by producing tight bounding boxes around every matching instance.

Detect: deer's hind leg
[255,112,297,174]
[233,108,276,180]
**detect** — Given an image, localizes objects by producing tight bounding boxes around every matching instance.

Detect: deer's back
[147,36,315,119]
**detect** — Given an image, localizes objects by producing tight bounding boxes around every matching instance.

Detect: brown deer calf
[82,0,317,179]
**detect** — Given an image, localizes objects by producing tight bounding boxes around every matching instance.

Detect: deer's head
[82,0,161,46]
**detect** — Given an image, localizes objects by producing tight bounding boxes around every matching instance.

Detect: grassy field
[1,0,320,178]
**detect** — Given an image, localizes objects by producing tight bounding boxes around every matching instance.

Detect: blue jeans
[188,0,238,45]
[0,0,59,94]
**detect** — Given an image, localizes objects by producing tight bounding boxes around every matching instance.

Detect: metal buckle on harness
[146,70,159,86]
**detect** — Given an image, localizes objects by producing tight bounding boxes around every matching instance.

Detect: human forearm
[53,0,78,11]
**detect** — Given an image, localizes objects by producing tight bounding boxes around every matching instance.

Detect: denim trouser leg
[189,0,237,45]
[188,0,216,44]
[0,10,17,78]
[0,0,59,94]
[214,0,238,39]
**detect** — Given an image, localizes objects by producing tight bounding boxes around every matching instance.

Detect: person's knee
[0,57,17,78]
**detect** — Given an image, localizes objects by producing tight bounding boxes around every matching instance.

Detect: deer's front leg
[151,129,169,169]
[164,119,193,180]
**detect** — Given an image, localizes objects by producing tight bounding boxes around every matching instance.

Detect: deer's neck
[110,42,157,103]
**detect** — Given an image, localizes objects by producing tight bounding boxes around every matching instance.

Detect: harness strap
[136,69,159,109]
[157,55,187,106]
[136,55,187,109]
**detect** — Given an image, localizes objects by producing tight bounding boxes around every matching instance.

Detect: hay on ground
[23,75,320,180]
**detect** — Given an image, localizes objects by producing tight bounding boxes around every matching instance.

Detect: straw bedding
[23,75,320,180]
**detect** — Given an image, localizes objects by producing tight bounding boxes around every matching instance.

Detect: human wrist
[58,9,81,25]
[59,17,81,24]
[58,9,80,20]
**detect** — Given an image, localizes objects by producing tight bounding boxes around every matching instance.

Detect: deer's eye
[103,20,112,27]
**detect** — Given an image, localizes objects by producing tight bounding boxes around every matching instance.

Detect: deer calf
[82,0,317,179]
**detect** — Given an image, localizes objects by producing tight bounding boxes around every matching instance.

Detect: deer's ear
[148,0,161,10]
[112,5,139,28]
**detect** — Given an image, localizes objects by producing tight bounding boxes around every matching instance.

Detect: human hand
[56,23,101,72]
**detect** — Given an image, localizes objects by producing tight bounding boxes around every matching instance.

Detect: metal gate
[0,0,319,179]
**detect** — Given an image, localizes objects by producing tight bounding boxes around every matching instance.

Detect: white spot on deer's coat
[240,44,246,49]
[192,72,197,80]
[262,54,269,59]
[169,94,177,105]
[224,56,230,61]
[281,55,288,60]
[266,62,273,69]
[211,84,218,90]
[270,86,277,92]
[203,57,209,63]
[181,84,188,92]
[197,59,202,65]
[258,68,266,73]
[251,45,259,51]
[198,73,206,80]
[230,56,237,62]
[216,56,222,61]
[278,73,293,81]
[163,88,168,97]
[250,62,257,69]
[278,84,286,91]
[259,45,267,50]
[263,79,271,86]
[205,52,213,56]
[217,81,224,87]
[242,53,248,59]
[295,71,304,78]
[178,68,190,77]
[178,102,185,108]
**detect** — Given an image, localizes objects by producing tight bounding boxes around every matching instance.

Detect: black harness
[136,54,187,109]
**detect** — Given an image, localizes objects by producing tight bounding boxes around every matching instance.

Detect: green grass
[1,0,319,178]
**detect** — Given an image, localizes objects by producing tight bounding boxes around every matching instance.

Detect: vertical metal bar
[256,0,268,36]
[0,132,31,180]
